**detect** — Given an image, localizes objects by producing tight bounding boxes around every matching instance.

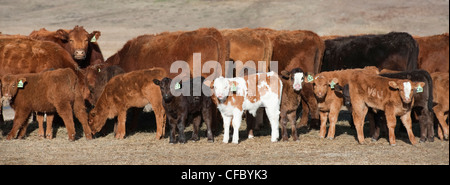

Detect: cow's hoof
[327,137,334,140]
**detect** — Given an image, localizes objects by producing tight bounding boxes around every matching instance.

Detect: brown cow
[0,37,88,126]
[1,68,92,140]
[311,67,379,140]
[84,63,125,105]
[255,28,325,130]
[88,68,167,139]
[348,72,425,145]
[105,27,228,79]
[101,28,229,139]
[431,72,449,140]
[220,27,273,76]
[29,26,104,68]
[414,33,449,73]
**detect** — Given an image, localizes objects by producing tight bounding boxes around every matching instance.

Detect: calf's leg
[45,114,54,139]
[7,109,31,140]
[400,112,417,145]
[55,102,76,141]
[221,114,232,143]
[231,110,243,144]
[115,110,127,139]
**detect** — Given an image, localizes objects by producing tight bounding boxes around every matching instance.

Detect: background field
[0,0,449,165]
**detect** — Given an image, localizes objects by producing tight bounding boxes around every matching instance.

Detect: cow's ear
[414,82,426,93]
[280,70,290,80]
[305,74,314,83]
[153,79,161,86]
[89,31,101,42]
[17,77,27,88]
[388,81,399,89]
[55,29,69,41]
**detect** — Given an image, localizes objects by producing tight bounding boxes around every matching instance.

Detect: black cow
[321,32,418,72]
[153,76,214,143]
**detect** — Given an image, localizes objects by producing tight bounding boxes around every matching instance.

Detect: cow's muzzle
[73,49,86,60]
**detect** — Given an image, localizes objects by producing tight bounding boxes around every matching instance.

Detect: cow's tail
[423,70,434,112]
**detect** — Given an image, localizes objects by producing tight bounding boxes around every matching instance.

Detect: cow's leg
[301,84,320,129]
[168,116,177,144]
[191,114,201,142]
[434,107,449,140]
[352,105,368,144]
[287,111,298,141]
[7,109,32,140]
[45,114,54,139]
[202,108,214,142]
[73,93,92,140]
[400,112,417,145]
[280,110,289,141]
[17,116,31,139]
[153,105,166,140]
[36,113,45,138]
[231,110,243,144]
[319,111,329,139]
[55,102,76,141]
[298,98,310,128]
[327,107,340,140]
[384,109,397,146]
[246,111,255,139]
[265,105,280,142]
[115,110,127,139]
[221,114,232,143]
[177,115,187,144]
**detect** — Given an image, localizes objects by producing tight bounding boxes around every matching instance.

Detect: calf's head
[210,77,233,102]
[153,77,179,102]
[388,80,425,104]
[56,25,101,60]
[280,68,304,91]
[1,75,26,102]
[312,75,338,99]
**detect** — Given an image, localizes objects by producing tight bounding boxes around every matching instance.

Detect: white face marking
[213,77,230,101]
[403,82,411,99]
[293,72,304,91]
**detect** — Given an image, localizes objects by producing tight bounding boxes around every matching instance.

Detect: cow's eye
[69,40,74,43]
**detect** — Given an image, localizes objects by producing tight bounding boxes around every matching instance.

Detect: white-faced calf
[210,71,282,144]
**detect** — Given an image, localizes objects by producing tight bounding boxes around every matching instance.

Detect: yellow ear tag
[330,81,336,89]
[416,84,423,93]
[307,74,314,82]
[230,83,237,92]
[90,36,97,43]
[174,82,181,90]
[17,80,24,88]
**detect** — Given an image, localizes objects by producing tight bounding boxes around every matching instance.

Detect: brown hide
[348,72,425,145]
[431,72,449,140]
[29,26,104,68]
[88,68,167,139]
[414,33,449,73]
[255,28,325,129]
[1,68,91,141]
[312,67,379,139]
[105,28,229,80]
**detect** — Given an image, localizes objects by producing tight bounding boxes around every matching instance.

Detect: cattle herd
[0,26,448,147]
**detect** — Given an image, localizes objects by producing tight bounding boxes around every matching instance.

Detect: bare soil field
[0,0,448,165]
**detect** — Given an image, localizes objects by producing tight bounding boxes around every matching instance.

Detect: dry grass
[0,111,448,165]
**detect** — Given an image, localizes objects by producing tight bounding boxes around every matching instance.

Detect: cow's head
[210,76,233,102]
[153,77,178,103]
[312,74,339,99]
[280,68,304,91]
[1,75,26,102]
[388,80,426,104]
[88,108,101,133]
[56,25,101,60]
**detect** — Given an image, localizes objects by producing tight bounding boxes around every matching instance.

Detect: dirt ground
[0,0,449,165]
